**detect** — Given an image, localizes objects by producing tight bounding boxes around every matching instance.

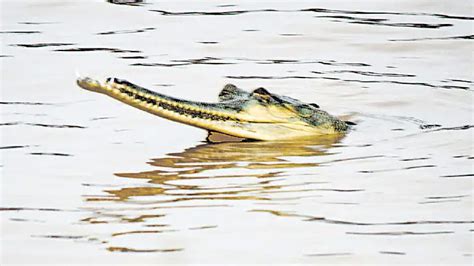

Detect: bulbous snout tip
[76,76,107,93]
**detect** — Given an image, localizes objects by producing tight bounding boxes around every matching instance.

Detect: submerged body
[76,77,350,141]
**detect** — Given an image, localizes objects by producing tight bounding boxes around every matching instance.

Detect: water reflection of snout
[90,135,344,203]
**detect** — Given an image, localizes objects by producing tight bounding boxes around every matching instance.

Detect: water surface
[1,0,473,264]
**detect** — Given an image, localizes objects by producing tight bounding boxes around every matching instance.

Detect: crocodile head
[77,76,350,141]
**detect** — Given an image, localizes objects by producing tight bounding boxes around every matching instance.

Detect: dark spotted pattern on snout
[117,86,234,122]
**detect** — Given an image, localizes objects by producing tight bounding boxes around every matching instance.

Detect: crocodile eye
[309,103,319,108]
[251,87,273,103]
[252,87,271,97]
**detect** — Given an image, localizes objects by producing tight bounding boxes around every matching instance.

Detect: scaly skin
[76,76,350,140]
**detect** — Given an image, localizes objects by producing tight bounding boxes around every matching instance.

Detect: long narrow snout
[76,76,256,137]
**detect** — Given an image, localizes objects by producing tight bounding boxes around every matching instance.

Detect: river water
[1,0,473,264]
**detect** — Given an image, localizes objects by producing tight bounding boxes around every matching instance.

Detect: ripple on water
[0,122,86,129]
[107,247,183,253]
[11,43,75,48]
[106,0,145,6]
[96,27,155,35]
[0,30,41,34]
[54,47,142,53]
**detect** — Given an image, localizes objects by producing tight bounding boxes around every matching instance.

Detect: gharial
[76,76,353,141]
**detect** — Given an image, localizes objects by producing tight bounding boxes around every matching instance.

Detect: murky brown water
[1,0,473,264]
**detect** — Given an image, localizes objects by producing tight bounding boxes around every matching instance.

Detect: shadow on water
[86,135,343,204]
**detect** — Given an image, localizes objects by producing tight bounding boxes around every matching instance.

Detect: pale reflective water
[1,0,473,264]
